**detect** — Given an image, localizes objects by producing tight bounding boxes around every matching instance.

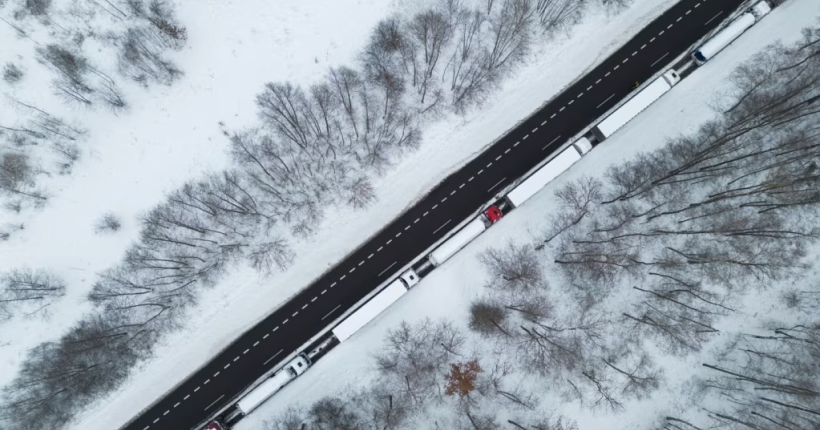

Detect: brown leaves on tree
[444,359,482,397]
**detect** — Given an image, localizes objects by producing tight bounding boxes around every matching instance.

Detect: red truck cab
[484,205,503,224]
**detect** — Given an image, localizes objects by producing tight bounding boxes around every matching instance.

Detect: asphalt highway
[124,0,747,429]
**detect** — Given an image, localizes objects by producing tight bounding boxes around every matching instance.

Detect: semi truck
[692,1,771,65]
[217,354,311,426]
[504,138,592,209]
[591,69,680,142]
[331,270,418,342]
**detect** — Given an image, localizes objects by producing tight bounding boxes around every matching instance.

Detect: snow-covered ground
[219,1,820,429]
[1,0,799,428]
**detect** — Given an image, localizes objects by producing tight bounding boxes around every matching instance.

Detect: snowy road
[123,0,746,429]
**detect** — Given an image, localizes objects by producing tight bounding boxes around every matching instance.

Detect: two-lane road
[125,0,746,429]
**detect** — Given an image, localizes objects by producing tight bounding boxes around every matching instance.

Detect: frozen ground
[0,0,776,428]
[223,1,820,429]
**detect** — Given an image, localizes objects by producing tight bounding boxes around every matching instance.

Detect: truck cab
[203,421,226,430]
[286,354,311,377]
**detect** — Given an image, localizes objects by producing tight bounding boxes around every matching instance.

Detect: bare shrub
[0,153,32,191]
[118,28,183,85]
[94,212,122,234]
[469,297,510,337]
[479,242,545,291]
[23,0,52,16]
[0,268,66,318]
[3,63,23,84]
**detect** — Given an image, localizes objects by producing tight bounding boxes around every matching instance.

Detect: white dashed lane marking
[359,260,365,266]
[204,379,210,385]
[193,387,200,393]
[651,52,669,67]
[613,65,620,70]
[676,16,682,22]
[568,100,574,105]
[340,275,346,280]
[559,106,566,112]
[433,219,452,235]
[204,395,225,412]
[184,395,190,400]
[504,148,510,154]
[541,120,547,126]
[450,190,456,196]
[659,30,665,36]
[495,155,502,161]
[322,305,341,320]
[385,240,392,245]
[378,262,397,277]
[550,113,556,119]
[523,134,530,139]
[423,211,430,216]
[312,296,318,302]
[586,85,592,91]
[243,348,250,354]
[667,23,673,29]
[650,37,656,43]
[488,177,507,193]
[705,10,722,26]
[543,135,562,151]
[605,72,611,77]
[595,79,602,84]
[282,319,289,324]
[264,349,283,365]
[321,289,327,295]
[596,94,616,109]
[532,127,538,133]
[477,169,484,175]
[513,141,520,147]
[330,282,337,287]
[223,364,230,369]
[641,44,647,49]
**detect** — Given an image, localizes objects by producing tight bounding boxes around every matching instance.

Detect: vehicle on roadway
[425,205,504,267]
[213,354,311,427]
[692,1,771,65]
[591,69,680,142]
[504,138,592,209]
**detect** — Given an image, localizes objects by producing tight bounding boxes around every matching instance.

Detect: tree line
[0,0,634,428]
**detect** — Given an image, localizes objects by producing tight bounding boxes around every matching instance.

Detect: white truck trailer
[223,354,310,422]
[591,69,680,142]
[692,1,770,66]
[331,271,418,342]
[692,13,755,65]
[505,138,592,208]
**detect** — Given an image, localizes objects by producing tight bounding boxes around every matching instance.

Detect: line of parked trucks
[203,2,774,429]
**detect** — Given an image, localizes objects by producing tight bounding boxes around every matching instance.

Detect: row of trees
[469,242,663,413]
[263,318,578,430]
[528,22,820,427]
[1,0,187,230]
[0,0,632,427]
[0,98,84,223]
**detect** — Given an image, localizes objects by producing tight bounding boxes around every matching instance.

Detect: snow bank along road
[124,0,746,429]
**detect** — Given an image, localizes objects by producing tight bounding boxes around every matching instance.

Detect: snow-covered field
[2,0,809,429]
[222,1,820,429]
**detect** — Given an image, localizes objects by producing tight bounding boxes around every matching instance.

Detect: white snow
[2,0,810,429]
[220,1,820,429]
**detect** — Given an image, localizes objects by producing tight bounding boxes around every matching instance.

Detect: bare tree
[95,212,122,234]
[3,63,23,84]
[469,297,510,337]
[0,268,66,318]
[479,242,545,291]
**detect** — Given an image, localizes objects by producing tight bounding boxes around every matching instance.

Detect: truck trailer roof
[332,280,408,342]
[594,77,672,139]
[506,145,582,208]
